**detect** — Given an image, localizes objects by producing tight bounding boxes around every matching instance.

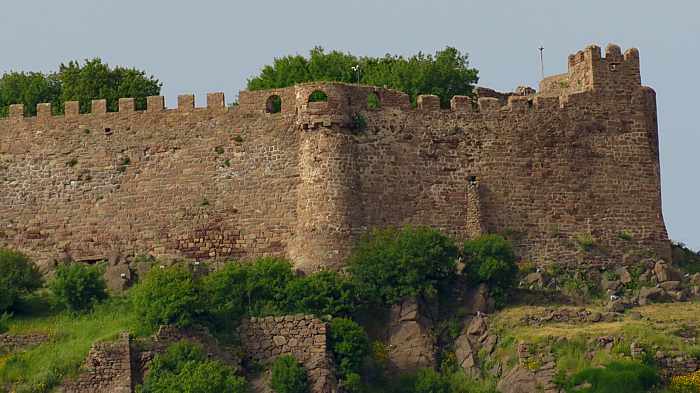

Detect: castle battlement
[0,43,669,271]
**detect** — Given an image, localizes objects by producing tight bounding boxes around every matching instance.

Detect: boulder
[659,281,681,291]
[497,366,538,393]
[639,286,665,305]
[605,300,626,313]
[104,264,132,293]
[690,273,700,286]
[524,272,546,288]
[462,283,495,315]
[654,260,681,282]
[454,333,479,377]
[615,267,632,284]
[386,298,436,373]
[601,277,622,292]
[588,312,602,323]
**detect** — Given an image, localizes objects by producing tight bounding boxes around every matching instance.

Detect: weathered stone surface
[654,260,681,282]
[0,43,671,274]
[239,315,337,393]
[639,286,665,305]
[497,365,538,393]
[615,266,632,284]
[659,281,681,291]
[0,333,49,352]
[62,333,132,393]
[104,264,132,293]
[386,298,436,373]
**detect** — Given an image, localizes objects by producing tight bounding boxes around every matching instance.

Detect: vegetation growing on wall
[247,46,479,107]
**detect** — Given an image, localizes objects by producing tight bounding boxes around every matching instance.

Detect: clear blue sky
[1,0,697,251]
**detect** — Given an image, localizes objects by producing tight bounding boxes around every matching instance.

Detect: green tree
[49,263,108,312]
[139,341,247,393]
[462,235,518,307]
[328,318,370,378]
[0,72,61,116]
[0,249,43,312]
[132,265,203,330]
[58,58,161,113]
[348,226,459,306]
[247,47,479,107]
[285,271,361,317]
[270,355,309,393]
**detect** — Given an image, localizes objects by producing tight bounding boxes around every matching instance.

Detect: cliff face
[0,43,669,271]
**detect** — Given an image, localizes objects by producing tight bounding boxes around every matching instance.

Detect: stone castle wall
[0,43,670,271]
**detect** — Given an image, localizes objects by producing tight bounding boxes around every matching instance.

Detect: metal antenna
[538,45,545,80]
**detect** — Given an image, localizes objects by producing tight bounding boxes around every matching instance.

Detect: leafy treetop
[247,47,479,108]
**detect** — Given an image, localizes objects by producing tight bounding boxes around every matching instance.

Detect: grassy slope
[0,296,142,393]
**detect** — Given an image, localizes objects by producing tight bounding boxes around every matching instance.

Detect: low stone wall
[62,332,132,393]
[0,333,49,352]
[239,315,337,393]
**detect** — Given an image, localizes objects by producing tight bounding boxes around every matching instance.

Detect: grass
[0,296,145,393]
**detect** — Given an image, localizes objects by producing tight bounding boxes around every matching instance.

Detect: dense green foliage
[285,271,361,317]
[462,235,518,306]
[393,369,498,393]
[132,265,204,329]
[0,59,161,117]
[247,47,479,107]
[49,263,108,312]
[348,226,459,306]
[270,355,309,393]
[672,242,700,274]
[0,72,61,116]
[138,341,247,393]
[0,248,43,312]
[561,360,660,393]
[328,318,370,378]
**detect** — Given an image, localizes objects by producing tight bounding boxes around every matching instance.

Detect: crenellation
[177,94,195,111]
[92,99,107,114]
[0,43,671,271]
[207,92,225,109]
[450,95,473,112]
[147,95,165,112]
[118,98,135,113]
[65,101,80,117]
[36,103,52,120]
[417,94,440,111]
[9,104,24,118]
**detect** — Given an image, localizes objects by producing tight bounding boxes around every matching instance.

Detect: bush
[329,318,370,378]
[462,235,518,306]
[132,265,203,330]
[0,248,43,312]
[413,368,450,393]
[0,312,10,334]
[270,355,309,393]
[139,341,247,393]
[340,372,364,393]
[348,226,458,306]
[49,263,107,312]
[562,360,660,393]
[285,271,361,317]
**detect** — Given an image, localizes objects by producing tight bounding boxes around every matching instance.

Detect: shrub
[574,233,596,252]
[462,235,518,306]
[329,318,370,378]
[0,312,10,334]
[49,263,107,312]
[340,372,364,393]
[285,271,361,317]
[0,248,43,312]
[562,360,660,393]
[139,341,247,393]
[670,370,700,393]
[270,355,309,393]
[132,265,203,330]
[348,226,458,306]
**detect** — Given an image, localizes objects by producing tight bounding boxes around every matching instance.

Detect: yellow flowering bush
[670,370,700,393]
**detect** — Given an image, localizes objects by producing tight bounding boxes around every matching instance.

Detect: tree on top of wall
[0,59,161,116]
[247,46,479,108]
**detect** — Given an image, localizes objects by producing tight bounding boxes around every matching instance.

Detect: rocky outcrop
[497,343,559,393]
[386,298,436,373]
[454,315,498,377]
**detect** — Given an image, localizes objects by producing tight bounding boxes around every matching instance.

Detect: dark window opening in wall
[104,127,112,136]
[308,90,328,103]
[266,95,282,113]
[468,175,478,184]
[609,63,619,72]
[367,92,381,109]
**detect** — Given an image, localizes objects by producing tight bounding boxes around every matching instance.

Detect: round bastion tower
[289,83,364,272]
